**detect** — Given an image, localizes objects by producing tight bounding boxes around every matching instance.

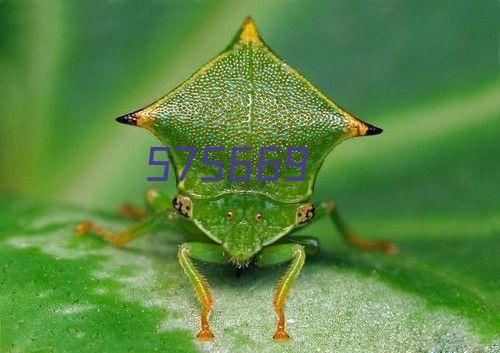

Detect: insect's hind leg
[75,188,174,245]
[316,200,397,254]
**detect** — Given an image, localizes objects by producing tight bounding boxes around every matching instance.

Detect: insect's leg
[76,213,165,246]
[144,187,173,214]
[118,203,147,219]
[178,242,228,340]
[76,188,177,245]
[117,187,172,219]
[255,243,305,340]
[316,200,397,254]
[284,235,320,255]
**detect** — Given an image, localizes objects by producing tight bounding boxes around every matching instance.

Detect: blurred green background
[0,1,499,352]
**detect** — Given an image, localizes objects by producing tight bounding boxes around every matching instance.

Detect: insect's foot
[196,329,214,341]
[272,329,290,340]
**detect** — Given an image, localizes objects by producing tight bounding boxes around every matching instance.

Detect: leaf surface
[1,196,497,353]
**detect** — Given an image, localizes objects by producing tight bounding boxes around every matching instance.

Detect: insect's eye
[296,203,315,225]
[172,194,192,218]
[255,214,263,222]
[226,212,233,220]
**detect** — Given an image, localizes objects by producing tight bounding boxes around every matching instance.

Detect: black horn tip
[116,113,137,126]
[365,123,383,136]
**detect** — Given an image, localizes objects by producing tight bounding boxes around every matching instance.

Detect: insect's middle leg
[316,200,397,254]
[75,188,174,245]
[255,243,305,340]
[178,242,228,340]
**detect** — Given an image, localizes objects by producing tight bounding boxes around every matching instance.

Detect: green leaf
[1,196,497,353]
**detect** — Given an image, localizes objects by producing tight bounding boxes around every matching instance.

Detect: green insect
[76,17,395,340]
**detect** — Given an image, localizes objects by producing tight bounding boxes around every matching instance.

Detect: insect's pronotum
[76,17,396,341]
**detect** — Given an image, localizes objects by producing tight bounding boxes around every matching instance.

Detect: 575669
[147,146,308,183]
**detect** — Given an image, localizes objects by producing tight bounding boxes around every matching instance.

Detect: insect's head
[190,194,297,266]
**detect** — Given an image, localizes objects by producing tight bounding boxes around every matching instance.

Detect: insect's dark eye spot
[226,212,233,220]
[255,214,263,222]
[296,203,315,225]
[171,194,192,218]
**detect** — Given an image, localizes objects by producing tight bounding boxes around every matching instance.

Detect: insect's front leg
[177,242,228,340]
[75,188,174,245]
[316,200,397,254]
[255,243,306,340]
